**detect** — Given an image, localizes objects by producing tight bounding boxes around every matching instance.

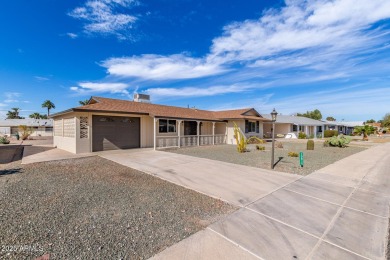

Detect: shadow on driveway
[0,168,22,177]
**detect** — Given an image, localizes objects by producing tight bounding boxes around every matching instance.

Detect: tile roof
[52,96,269,122]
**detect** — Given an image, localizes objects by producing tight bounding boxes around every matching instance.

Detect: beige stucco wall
[263,123,291,137]
[53,112,155,154]
[226,120,245,145]
[215,122,227,135]
[226,120,265,144]
[0,127,11,136]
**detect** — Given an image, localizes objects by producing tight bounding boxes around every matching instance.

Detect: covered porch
[153,118,227,149]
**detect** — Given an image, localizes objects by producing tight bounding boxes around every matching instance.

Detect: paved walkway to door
[100,143,390,260]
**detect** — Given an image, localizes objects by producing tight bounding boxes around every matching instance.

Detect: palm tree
[79,99,89,106]
[29,112,41,119]
[29,113,47,119]
[6,108,23,119]
[42,100,55,117]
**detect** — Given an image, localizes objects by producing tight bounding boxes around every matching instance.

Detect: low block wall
[0,145,24,164]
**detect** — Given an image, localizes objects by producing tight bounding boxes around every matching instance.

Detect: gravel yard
[166,140,367,175]
[0,157,236,259]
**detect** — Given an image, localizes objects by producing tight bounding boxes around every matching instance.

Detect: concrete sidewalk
[101,144,390,259]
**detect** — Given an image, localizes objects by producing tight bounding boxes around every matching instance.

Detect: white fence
[156,134,226,149]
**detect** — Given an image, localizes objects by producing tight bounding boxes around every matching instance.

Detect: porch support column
[153,117,157,150]
[322,125,325,138]
[314,126,317,139]
[178,120,182,148]
[197,121,200,146]
[212,122,215,145]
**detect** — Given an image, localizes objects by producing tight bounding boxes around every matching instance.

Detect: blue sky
[1,0,389,121]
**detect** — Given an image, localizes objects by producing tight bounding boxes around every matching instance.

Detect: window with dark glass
[159,119,176,133]
[248,121,256,132]
[292,125,298,131]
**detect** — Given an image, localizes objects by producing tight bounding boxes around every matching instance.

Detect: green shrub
[288,151,299,157]
[307,140,314,150]
[298,132,307,139]
[247,136,265,144]
[324,130,339,137]
[327,135,351,148]
[0,136,10,144]
[323,140,330,147]
[256,145,265,151]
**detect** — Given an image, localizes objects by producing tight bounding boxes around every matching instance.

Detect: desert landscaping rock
[0,157,236,259]
[167,141,366,175]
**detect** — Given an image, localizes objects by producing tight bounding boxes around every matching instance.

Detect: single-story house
[50,96,270,154]
[0,119,53,137]
[261,114,325,138]
[323,121,364,135]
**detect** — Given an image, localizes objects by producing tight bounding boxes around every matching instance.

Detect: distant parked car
[285,133,298,139]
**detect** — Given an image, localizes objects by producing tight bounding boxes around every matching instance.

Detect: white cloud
[3,92,22,103]
[66,33,78,39]
[68,0,137,39]
[102,54,226,80]
[208,0,390,69]
[34,76,50,81]
[97,0,390,83]
[70,82,131,97]
[144,84,253,98]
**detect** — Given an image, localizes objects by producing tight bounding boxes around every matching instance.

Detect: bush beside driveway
[0,157,235,259]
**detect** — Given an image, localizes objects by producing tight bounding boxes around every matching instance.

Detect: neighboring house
[323,121,364,135]
[366,122,381,130]
[262,114,325,138]
[50,96,269,154]
[0,119,53,137]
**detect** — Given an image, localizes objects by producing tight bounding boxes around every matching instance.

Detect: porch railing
[156,134,226,149]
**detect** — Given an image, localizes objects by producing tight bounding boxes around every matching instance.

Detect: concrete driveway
[100,143,390,260]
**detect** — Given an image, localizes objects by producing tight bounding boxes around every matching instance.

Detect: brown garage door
[92,115,140,152]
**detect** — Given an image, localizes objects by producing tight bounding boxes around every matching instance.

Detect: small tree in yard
[18,125,34,140]
[353,125,375,141]
[233,122,247,153]
[382,113,390,127]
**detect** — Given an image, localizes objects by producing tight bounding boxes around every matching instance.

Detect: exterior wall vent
[134,93,151,103]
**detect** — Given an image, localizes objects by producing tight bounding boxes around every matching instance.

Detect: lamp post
[271,108,278,169]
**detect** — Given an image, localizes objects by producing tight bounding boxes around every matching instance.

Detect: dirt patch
[0,157,236,259]
[166,142,366,175]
